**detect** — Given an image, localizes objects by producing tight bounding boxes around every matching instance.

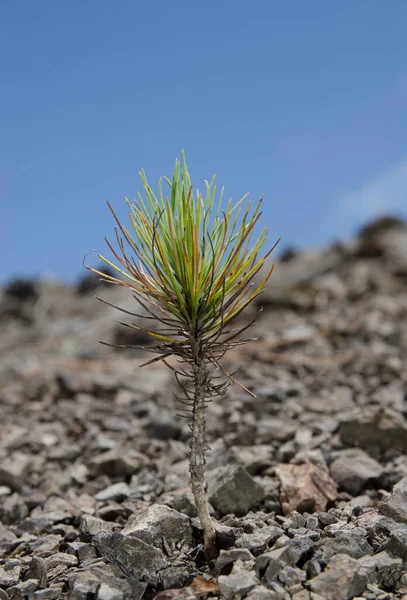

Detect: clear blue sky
[2,1,407,284]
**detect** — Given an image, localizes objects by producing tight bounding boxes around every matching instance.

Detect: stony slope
[0,216,407,600]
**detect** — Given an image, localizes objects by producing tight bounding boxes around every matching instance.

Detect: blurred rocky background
[1,215,407,600]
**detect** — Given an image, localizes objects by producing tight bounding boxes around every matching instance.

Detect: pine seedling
[85,153,278,561]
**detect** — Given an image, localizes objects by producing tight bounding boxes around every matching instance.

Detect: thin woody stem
[188,335,217,561]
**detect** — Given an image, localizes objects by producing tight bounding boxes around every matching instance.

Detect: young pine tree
[86,154,277,561]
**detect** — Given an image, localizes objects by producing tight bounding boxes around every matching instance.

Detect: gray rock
[0,560,21,588]
[158,566,191,589]
[218,562,259,600]
[309,554,367,600]
[7,579,37,597]
[229,445,274,475]
[0,493,28,525]
[162,487,197,517]
[329,448,383,494]
[246,585,281,600]
[94,531,167,584]
[96,582,124,600]
[282,511,305,530]
[0,523,16,543]
[262,581,288,600]
[88,450,148,477]
[318,527,374,561]
[25,556,47,588]
[379,476,407,523]
[122,504,192,554]
[235,526,282,555]
[340,407,407,454]
[257,418,296,443]
[386,528,407,561]
[18,511,71,535]
[95,482,130,502]
[66,571,100,600]
[256,546,296,580]
[0,590,8,600]
[44,552,78,570]
[147,410,182,440]
[29,589,62,599]
[358,550,403,588]
[278,565,306,587]
[284,535,316,564]
[208,465,265,516]
[215,548,254,574]
[305,516,320,531]
[318,512,338,527]
[66,541,97,565]
[0,453,32,491]
[355,511,396,551]
[79,514,115,540]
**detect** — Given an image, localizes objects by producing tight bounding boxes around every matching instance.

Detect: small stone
[162,487,197,517]
[0,486,11,497]
[0,560,21,587]
[66,571,100,600]
[208,465,265,516]
[330,448,383,494]
[318,512,338,527]
[30,589,62,599]
[386,528,407,561]
[379,477,407,523]
[25,556,47,588]
[265,581,288,600]
[256,546,296,580]
[44,552,78,570]
[278,565,306,586]
[79,514,115,540]
[218,563,259,600]
[158,566,191,589]
[284,535,316,564]
[305,516,320,530]
[291,591,311,600]
[96,582,124,600]
[147,410,182,440]
[257,418,296,443]
[122,504,193,554]
[358,550,403,588]
[66,541,97,565]
[0,523,17,543]
[88,450,148,477]
[215,548,254,574]
[95,482,130,502]
[340,407,407,454]
[275,462,338,515]
[318,527,374,561]
[7,579,37,596]
[0,454,31,491]
[305,557,321,578]
[246,585,281,600]
[229,445,274,475]
[309,554,367,600]
[94,531,167,584]
[235,526,282,555]
[283,511,306,529]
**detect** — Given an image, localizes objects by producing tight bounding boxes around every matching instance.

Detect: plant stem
[189,338,218,562]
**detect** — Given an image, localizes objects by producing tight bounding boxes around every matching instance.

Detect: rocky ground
[1,216,407,600]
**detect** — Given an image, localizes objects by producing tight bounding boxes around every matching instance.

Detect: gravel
[1,216,407,599]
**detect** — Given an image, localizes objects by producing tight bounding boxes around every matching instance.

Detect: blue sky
[1,1,407,284]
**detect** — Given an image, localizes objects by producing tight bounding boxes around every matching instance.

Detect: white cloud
[338,157,407,222]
